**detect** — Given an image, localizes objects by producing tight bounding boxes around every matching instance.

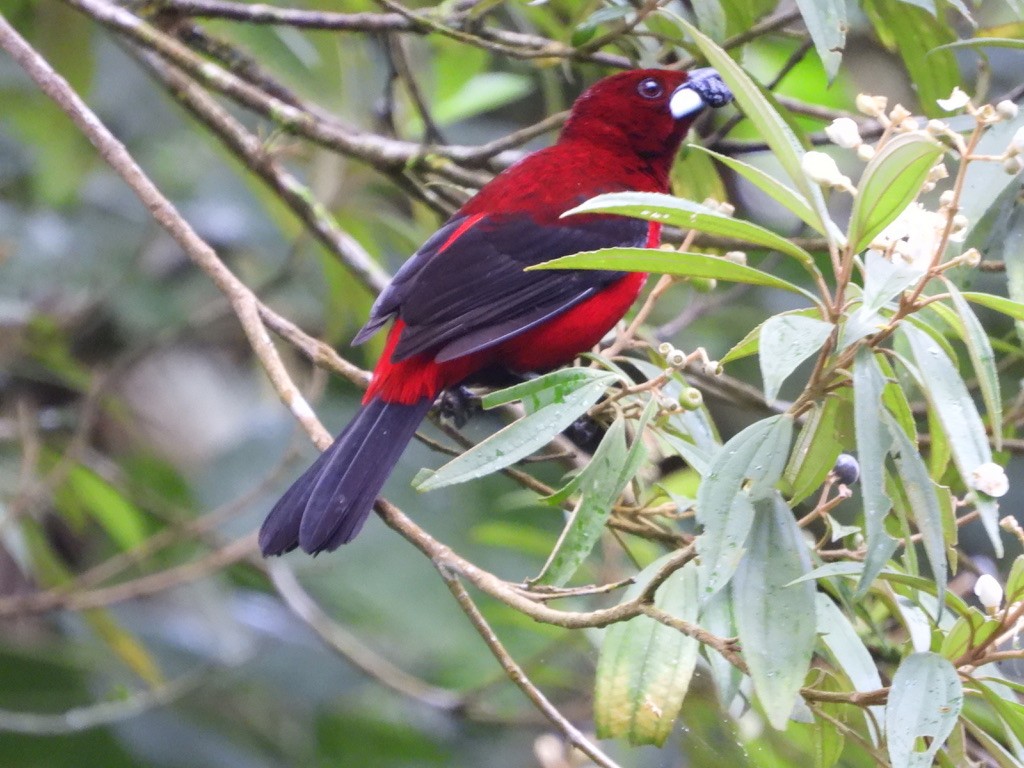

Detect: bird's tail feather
[259,397,433,555]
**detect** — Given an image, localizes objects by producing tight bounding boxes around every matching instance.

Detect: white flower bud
[703,359,723,376]
[902,118,921,132]
[937,87,971,111]
[1009,127,1024,156]
[939,190,956,208]
[962,247,981,267]
[974,573,1004,612]
[1004,155,1024,175]
[856,144,876,162]
[889,103,912,124]
[825,117,862,149]
[667,349,687,367]
[971,461,1009,498]
[856,93,888,117]
[718,201,736,217]
[657,341,673,355]
[927,119,947,135]
[928,163,949,182]
[976,104,998,125]
[723,250,747,266]
[802,151,853,191]
[996,100,1019,120]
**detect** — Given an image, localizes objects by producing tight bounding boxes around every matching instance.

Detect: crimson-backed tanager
[260,68,733,556]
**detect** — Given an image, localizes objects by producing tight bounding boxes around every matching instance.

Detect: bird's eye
[637,78,664,100]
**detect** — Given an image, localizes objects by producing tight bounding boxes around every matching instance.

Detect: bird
[259,67,734,556]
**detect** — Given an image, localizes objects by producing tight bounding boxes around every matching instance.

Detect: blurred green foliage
[1,1,1024,767]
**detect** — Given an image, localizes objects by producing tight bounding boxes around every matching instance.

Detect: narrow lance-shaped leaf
[885,653,963,768]
[793,0,847,81]
[885,410,949,615]
[861,249,926,316]
[759,314,833,402]
[481,367,613,411]
[784,393,848,505]
[946,283,1002,451]
[594,559,701,746]
[663,14,835,241]
[415,371,618,490]
[697,415,794,598]
[848,133,945,252]
[816,594,885,743]
[699,587,741,707]
[563,191,817,268]
[537,398,656,586]
[721,308,822,364]
[853,347,898,596]
[733,492,816,730]
[528,248,818,302]
[901,324,1003,557]
[690,147,821,233]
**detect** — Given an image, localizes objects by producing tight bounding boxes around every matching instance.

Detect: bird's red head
[560,68,732,163]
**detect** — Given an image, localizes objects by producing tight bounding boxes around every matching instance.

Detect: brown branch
[126,42,391,294]
[0,534,257,615]
[440,573,623,768]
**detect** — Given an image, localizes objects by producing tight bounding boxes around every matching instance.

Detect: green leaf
[537,400,655,586]
[59,464,148,550]
[415,372,618,491]
[528,248,817,301]
[594,559,700,746]
[886,410,949,615]
[975,680,1024,756]
[961,716,1024,768]
[816,594,884,694]
[816,593,885,739]
[758,314,833,402]
[690,0,727,41]
[699,588,742,706]
[692,147,822,233]
[564,191,817,268]
[793,0,846,81]
[696,415,794,597]
[864,0,960,117]
[861,249,926,315]
[427,72,532,127]
[946,283,1002,451]
[481,367,618,412]
[853,347,898,596]
[848,133,945,253]
[901,324,1002,557]
[663,14,835,241]
[962,291,1024,322]
[732,493,816,730]
[784,393,849,505]
[885,653,963,768]
[936,37,1024,51]
[721,308,821,364]
[1007,555,1024,603]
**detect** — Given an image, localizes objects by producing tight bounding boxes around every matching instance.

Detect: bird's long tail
[259,396,433,555]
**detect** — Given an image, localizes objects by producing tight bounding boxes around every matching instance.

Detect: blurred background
[1,0,1023,766]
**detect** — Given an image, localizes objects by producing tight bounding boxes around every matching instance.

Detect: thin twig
[440,572,623,768]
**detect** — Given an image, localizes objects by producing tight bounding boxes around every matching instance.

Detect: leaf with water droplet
[696,415,794,598]
[732,492,816,730]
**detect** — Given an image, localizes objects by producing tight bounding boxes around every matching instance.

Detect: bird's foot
[438,385,481,429]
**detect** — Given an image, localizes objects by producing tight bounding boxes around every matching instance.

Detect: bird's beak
[669,68,733,119]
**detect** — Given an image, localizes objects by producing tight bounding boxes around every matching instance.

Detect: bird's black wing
[353,212,648,362]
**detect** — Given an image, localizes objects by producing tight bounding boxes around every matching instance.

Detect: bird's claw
[438,385,481,429]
